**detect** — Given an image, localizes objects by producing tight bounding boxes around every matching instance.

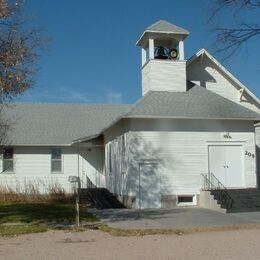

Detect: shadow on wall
[240,91,259,107]
[187,58,216,88]
[188,58,258,108]
[80,147,104,187]
[257,145,260,186]
[119,132,172,209]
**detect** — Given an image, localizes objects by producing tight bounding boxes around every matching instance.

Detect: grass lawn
[0,203,98,236]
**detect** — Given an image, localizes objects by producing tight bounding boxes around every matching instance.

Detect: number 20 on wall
[245,151,255,158]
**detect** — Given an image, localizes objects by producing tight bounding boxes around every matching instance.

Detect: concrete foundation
[199,191,226,213]
[117,195,136,209]
[161,195,177,208]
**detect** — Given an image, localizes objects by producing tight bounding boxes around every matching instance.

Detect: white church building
[1,20,260,211]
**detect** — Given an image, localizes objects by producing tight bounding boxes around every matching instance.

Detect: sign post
[68,176,80,228]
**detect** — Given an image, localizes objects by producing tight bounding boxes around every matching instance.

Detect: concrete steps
[210,189,260,213]
[79,188,125,209]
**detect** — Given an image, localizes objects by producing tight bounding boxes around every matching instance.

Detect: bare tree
[0,0,45,144]
[210,0,260,59]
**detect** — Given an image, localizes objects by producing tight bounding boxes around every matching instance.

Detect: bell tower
[136,20,189,95]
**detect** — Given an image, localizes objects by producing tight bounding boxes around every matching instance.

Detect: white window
[51,148,62,173]
[3,147,14,173]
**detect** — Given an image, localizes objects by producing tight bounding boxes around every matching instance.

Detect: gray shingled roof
[124,86,260,120]
[3,103,131,145]
[136,20,189,46]
[3,86,259,145]
[146,20,189,35]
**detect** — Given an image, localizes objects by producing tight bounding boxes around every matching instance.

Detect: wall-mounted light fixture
[223,132,232,139]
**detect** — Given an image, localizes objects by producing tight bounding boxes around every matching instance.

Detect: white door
[138,163,161,209]
[225,146,243,187]
[208,145,244,188]
[208,146,226,185]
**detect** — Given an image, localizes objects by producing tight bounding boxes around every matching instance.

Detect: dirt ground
[1,229,260,260]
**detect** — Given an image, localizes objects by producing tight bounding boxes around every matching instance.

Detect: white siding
[256,126,260,182]
[103,119,130,196]
[104,135,127,196]
[187,58,260,112]
[105,119,257,206]
[0,145,104,193]
[142,60,186,95]
[80,146,105,188]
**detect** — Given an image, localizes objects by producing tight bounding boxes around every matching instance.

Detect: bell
[168,48,178,60]
[155,46,168,60]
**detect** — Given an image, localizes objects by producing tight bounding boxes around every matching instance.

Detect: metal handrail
[201,172,234,209]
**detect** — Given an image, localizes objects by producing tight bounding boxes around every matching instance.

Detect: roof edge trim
[123,115,260,120]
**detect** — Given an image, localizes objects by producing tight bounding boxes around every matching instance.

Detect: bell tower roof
[137,20,189,95]
[136,20,189,46]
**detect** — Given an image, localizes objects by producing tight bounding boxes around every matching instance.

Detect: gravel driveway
[1,229,260,260]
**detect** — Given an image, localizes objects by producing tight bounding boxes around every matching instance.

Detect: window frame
[176,195,197,206]
[50,148,63,174]
[2,147,15,174]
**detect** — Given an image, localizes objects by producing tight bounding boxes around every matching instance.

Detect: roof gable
[187,49,260,107]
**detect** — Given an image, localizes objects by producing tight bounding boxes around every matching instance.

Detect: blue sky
[19,0,260,104]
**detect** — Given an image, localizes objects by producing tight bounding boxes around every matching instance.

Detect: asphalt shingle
[146,20,189,35]
[3,86,259,145]
[3,103,131,145]
[125,86,260,120]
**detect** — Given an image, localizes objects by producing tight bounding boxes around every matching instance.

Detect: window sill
[51,172,63,174]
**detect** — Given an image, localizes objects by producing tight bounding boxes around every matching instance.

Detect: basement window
[177,195,196,206]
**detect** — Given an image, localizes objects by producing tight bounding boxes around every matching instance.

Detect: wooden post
[149,38,154,60]
[75,194,80,228]
[75,143,80,228]
[141,47,147,66]
[179,40,184,60]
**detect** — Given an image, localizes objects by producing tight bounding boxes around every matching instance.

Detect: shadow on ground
[90,207,260,230]
[90,207,189,222]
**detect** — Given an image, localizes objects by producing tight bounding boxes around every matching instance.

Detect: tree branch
[213,23,260,59]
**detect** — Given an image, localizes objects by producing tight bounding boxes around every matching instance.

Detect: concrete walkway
[90,207,260,229]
